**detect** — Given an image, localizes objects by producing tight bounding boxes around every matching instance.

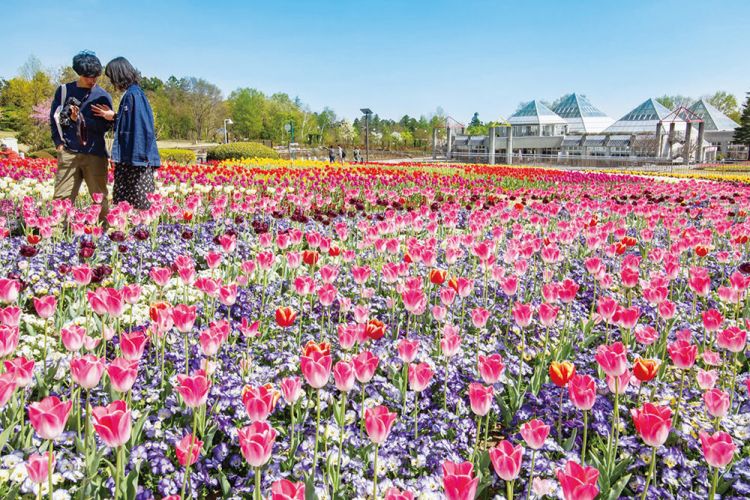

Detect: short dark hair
[72,51,102,77]
[104,57,141,91]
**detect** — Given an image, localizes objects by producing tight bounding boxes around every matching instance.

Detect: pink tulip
[568,374,597,411]
[300,350,332,389]
[631,403,672,447]
[333,361,356,392]
[408,362,434,392]
[595,341,628,377]
[478,353,505,384]
[364,405,397,444]
[149,266,172,286]
[0,278,21,303]
[397,338,420,363]
[3,356,34,387]
[28,396,72,440]
[107,357,139,393]
[120,330,148,360]
[33,295,57,319]
[218,283,238,306]
[606,369,631,394]
[470,307,490,328]
[520,419,550,450]
[634,325,658,346]
[556,460,600,500]
[699,431,737,468]
[175,371,211,408]
[175,433,203,467]
[703,389,731,418]
[717,326,746,353]
[270,479,305,500]
[489,440,524,481]
[26,452,54,484]
[440,331,462,357]
[702,309,724,332]
[172,304,197,333]
[241,384,280,422]
[121,284,141,304]
[238,421,277,467]
[668,340,697,369]
[0,372,16,407]
[91,400,132,447]
[0,325,19,357]
[353,351,379,384]
[70,354,106,389]
[538,303,559,327]
[697,369,719,391]
[383,486,414,500]
[199,327,224,357]
[60,325,86,352]
[279,376,303,404]
[0,305,21,327]
[442,461,479,500]
[468,382,493,416]
[71,266,92,286]
[512,302,533,328]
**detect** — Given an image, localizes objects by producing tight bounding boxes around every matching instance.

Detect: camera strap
[53,84,67,145]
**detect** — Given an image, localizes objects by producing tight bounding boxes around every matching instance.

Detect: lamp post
[223,118,233,144]
[360,108,372,163]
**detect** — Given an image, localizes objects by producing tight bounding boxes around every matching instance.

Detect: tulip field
[0,151,749,500]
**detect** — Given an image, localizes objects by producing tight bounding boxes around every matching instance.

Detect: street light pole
[223,118,233,144]
[360,108,372,163]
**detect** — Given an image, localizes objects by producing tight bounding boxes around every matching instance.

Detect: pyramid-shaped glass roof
[509,100,566,125]
[552,94,608,118]
[688,100,739,131]
[604,98,675,134]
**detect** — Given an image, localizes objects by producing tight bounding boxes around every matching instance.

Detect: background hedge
[159,148,197,164]
[206,142,279,161]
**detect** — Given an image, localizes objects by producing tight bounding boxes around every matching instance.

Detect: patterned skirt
[113,164,156,210]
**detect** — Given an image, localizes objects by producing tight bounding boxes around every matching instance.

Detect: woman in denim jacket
[92,57,160,209]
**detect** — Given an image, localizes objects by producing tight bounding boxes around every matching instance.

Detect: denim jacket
[111,84,161,167]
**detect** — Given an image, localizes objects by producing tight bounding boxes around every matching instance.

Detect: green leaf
[0,424,13,453]
[304,473,319,500]
[219,468,231,496]
[561,427,578,451]
[125,464,140,499]
[129,410,151,448]
[606,473,632,500]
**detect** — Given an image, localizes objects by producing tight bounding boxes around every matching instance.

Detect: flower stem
[255,466,262,500]
[47,440,54,500]
[708,465,719,500]
[413,391,419,440]
[581,410,588,465]
[673,369,687,427]
[114,445,122,500]
[506,479,514,500]
[525,450,537,500]
[640,445,657,498]
[313,389,321,481]
[372,444,379,500]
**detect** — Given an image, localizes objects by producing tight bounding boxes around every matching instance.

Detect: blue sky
[2,0,749,123]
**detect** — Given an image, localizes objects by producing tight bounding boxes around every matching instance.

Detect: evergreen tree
[734,92,750,160]
[469,112,481,128]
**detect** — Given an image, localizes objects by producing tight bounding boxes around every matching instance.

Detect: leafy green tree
[656,95,694,110]
[704,91,740,123]
[734,92,750,160]
[228,88,265,140]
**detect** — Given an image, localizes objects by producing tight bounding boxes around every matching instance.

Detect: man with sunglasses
[49,50,114,220]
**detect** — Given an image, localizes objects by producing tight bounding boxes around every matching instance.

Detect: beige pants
[53,149,109,220]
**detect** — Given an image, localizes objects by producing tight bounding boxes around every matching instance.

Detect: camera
[59,97,82,127]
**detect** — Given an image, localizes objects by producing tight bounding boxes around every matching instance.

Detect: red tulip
[442,461,479,500]
[549,361,575,387]
[520,419,550,450]
[241,384,280,422]
[478,353,505,384]
[595,341,628,377]
[270,478,305,500]
[91,400,132,447]
[275,307,297,328]
[238,421,277,467]
[556,460,600,500]
[429,269,447,285]
[568,374,596,411]
[175,433,203,466]
[633,358,659,383]
[489,440,524,481]
[631,403,672,447]
[364,405,397,444]
[70,354,106,390]
[468,382,493,416]
[26,452,54,484]
[364,319,386,340]
[175,371,211,408]
[699,431,737,468]
[107,357,139,393]
[28,396,72,440]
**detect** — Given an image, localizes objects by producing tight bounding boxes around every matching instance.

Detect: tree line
[0,56,447,152]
